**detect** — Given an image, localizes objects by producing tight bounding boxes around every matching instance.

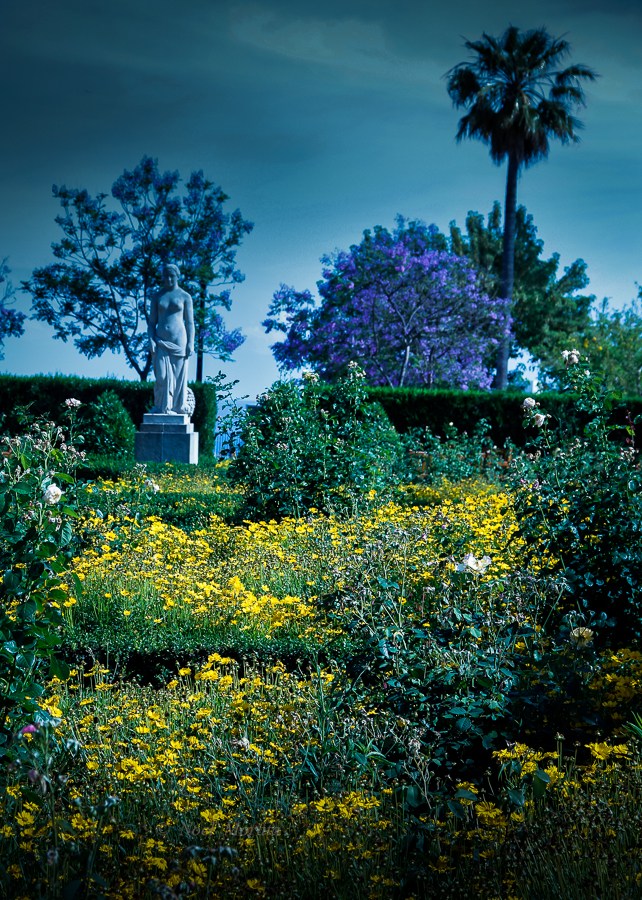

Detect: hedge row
[0,374,217,457]
[366,386,642,447]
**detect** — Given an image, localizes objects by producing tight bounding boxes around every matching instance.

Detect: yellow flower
[200,809,227,824]
[586,742,630,760]
[16,810,35,828]
[429,856,454,873]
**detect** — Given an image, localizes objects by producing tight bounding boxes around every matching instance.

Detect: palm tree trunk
[493,152,519,390]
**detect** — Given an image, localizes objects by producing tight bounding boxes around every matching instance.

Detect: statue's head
[162,264,180,289]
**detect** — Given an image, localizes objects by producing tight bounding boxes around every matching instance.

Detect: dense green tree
[449,203,593,374]
[25,157,252,381]
[0,260,25,360]
[446,25,596,388]
[540,292,642,393]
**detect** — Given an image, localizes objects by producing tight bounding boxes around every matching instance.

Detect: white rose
[522,397,537,410]
[43,484,63,505]
[65,398,82,408]
[533,413,548,428]
[569,626,594,648]
[455,553,492,575]
[562,349,580,366]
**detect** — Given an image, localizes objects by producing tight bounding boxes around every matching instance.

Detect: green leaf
[36,541,59,558]
[402,785,423,810]
[53,472,75,484]
[3,570,23,592]
[50,657,70,681]
[60,522,74,546]
[48,557,68,575]
[447,799,466,819]
[18,599,37,622]
[533,770,549,800]
[455,788,478,801]
[508,788,525,807]
[482,730,498,750]
[12,482,33,496]
[63,879,84,900]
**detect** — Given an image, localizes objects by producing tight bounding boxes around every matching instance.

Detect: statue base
[134,413,199,465]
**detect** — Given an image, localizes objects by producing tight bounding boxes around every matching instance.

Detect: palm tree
[446,26,597,389]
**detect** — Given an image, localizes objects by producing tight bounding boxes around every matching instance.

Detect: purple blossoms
[264,217,510,388]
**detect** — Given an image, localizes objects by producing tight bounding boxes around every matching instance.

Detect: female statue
[148,264,195,415]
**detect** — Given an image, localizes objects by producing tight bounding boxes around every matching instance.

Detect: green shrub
[0,416,79,768]
[79,390,135,459]
[229,366,404,519]
[323,567,558,781]
[511,357,642,642]
[367,383,642,449]
[402,418,513,486]
[77,454,139,481]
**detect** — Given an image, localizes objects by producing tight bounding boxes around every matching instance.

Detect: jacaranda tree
[0,260,25,360]
[446,26,596,389]
[263,217,510,389]
[25,156,253,381]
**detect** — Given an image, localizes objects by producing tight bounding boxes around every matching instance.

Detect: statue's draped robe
[152,338,189,414]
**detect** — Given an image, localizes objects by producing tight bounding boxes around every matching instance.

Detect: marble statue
[148,264,195,415]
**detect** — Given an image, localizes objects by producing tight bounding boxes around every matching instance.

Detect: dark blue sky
[1,0,640,397]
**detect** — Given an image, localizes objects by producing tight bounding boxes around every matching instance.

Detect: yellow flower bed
[71,480,526,645]
[1,660,402,898]
[5,474,642,898]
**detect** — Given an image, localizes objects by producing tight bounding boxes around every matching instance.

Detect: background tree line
[2,170,640,394]
[0,26,638,395]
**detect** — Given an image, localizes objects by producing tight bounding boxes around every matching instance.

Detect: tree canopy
[264,217,510,389]
[0,260,25,360]
[449,202,594,374]
[25,157,253,381]
[446,26,597,388]
[540,292,642,393]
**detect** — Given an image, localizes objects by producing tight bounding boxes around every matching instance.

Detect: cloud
[230,7,389,66]
[228,4,444,86]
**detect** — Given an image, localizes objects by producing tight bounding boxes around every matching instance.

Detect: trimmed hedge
[366,386,642,447]
[0,374,217,458]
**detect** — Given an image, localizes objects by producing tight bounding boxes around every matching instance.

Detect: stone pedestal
[135,413,199,464]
